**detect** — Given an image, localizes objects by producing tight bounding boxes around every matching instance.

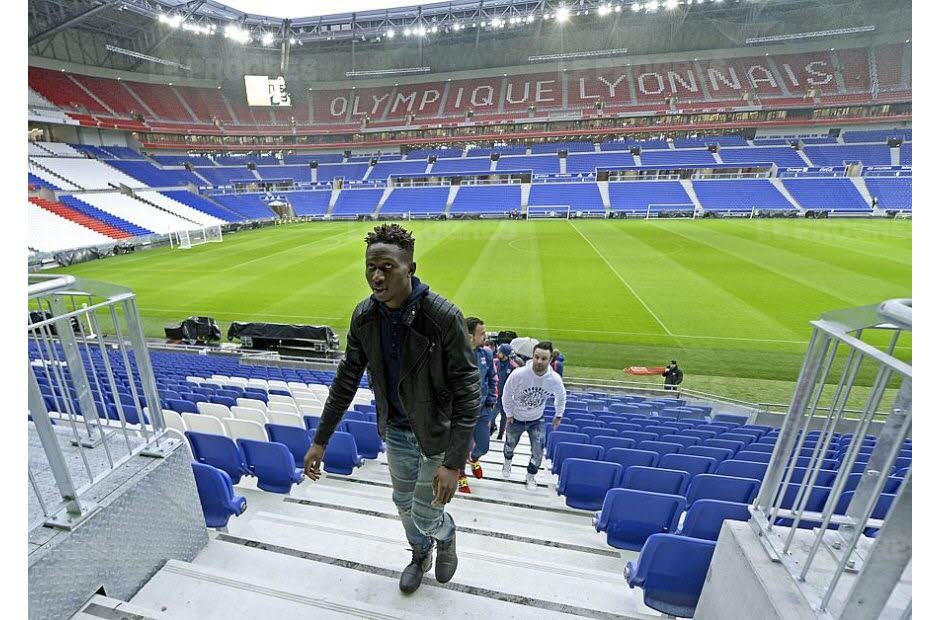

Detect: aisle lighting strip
[529,48,630,62]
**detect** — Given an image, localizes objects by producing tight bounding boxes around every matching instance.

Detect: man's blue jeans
[385,426,456,553]
[502,419,546,475]
[469,405,495,462]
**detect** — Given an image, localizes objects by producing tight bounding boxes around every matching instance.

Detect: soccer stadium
[27,0,912,617]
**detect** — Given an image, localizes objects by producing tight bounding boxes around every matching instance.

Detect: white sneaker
[502,459,512,479]
[526,473,538,491]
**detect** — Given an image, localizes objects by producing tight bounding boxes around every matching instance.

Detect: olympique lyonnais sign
[311,49,859,121]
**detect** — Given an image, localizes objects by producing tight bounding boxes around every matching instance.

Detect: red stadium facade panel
[28,44,909,136]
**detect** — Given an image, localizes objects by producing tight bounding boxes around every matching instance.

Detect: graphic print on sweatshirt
[518,386,552,410]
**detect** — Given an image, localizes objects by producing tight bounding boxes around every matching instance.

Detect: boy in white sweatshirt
[500,341,567,490]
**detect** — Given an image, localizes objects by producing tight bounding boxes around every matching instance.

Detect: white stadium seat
[182,412,226,436]
[231,406,268,426]
[196,401,233,420]
[236,398,268,413]
[268,402,301,416]
[222,418,268,443]
[267,411,305,428]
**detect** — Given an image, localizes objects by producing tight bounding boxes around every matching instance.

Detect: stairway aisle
[129,436,660,620]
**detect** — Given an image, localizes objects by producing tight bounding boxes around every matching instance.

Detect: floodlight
[404,27,412,36]
[224,24,252,44]
[665,0,679,9]
[615,5,622,11]
[632,3,642,11]
[598,4,612,16]
[556,7,570,22]
[387,29,395,38]
[453,23,462,31]
[416,26,427,36]
[646,1,659,11]
[159,14,182,28]
[261,32,275,45]
[526,15,535,23]
[431,26,439,33]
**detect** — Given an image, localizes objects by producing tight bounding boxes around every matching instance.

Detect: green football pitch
[51,218,911,405]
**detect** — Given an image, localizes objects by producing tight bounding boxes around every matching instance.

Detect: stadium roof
[205,0,431,19]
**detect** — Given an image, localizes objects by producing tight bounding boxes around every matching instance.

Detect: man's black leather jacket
[313,289,481,470]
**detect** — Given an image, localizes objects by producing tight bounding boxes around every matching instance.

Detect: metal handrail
[749,299,911,618]
[28,275,177,531]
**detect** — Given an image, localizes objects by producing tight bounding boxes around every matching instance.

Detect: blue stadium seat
[660,434,698,449]
[774,484,831,528]
[702,438,745,455]
[322,431,364,475]
[621,466,690,496]
[833,491,897,536]
[304,415,320,432]
[582,426,618,440]
[843,473,904,495]
[711,414,749,425]
[557,459,622,510]
[187,431,250,484]
[787,467,837,487]
[733,450,772,464]
[604,447,659,470]
[344,420,385,459]
[593,436,636,453]
[238,439,304,494]
[210,395,237,408]
[678,500,750,541]
[551,442,604,475]
[626,534,717,618]
[679,429,719,442]
[554,423,579,434]
[266,423,314,468]
[715,459,768,481]
[594,489,685,551]
[191,462,247,529]
[659,453,717,481]
[168,398,199,414]
[621,431,659,445]
[636,440,684,462]
[685,474,761,509]
[546,431,590,460]
[609,422,642,433]
[744,442,776,454]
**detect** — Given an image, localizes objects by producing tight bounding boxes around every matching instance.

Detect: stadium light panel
[261,32,275,45]
[404,27,412,35]
[416,26,427,35]
[386,29,395,37]
[556,7,571,22]
[224,24,252,43]
[665,0,679,8]
[526,14,535,22]
[598,4,612,16]
[646,1,660,11]
[615,5,622,11]
[158,14,183,28]
[431,26,439,33]
[632,2,642,11]
[452,23,462,31]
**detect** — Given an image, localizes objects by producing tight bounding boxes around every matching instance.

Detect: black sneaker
[399,543,432,594]
[435,533,458,583]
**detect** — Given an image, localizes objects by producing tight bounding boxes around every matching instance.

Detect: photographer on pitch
[662,360,684,392]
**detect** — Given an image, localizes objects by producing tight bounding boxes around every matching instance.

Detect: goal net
[172,224,223,249]
[644,203,697,219]
[525,206,570,220]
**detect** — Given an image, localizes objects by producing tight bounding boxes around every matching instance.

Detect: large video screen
[244,75,292,107]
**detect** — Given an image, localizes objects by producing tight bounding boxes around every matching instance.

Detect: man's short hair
[534,341,554,355]
[465,316,484,334]
[365,223,415,256]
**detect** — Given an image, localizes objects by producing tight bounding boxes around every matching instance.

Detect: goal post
[645,203,697,219]
[525,205,571,220]
[171,224,223,249]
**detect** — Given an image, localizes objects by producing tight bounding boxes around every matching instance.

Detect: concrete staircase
[444,185,460,215]
[850,177,876,209]
[598,180,612,212]
[770,178,803,212]
[117,436,661,620]
[374,186,394,217]
[679,180,705,215]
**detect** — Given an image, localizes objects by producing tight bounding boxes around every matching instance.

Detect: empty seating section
[125,81,195,120]
[641,150,718,166]
[369,160,429,179]
[317,163,368,181]
[134,191,225,226]
[256,166,312,183]
[283,153,345,165]
[450,184,522,213]
[194,167,256,186]
[430,157,493,174]
[380,187,449,214]
[65,192,196,234]
[567,152,636,174]
[899,143,912,166]
[36,142,83,157]
[211,194,275,220]
[161,191,242,222]
[69,144,114,159]
[27,67,109,114]
[332,189,383,216]
[58,196,152,236]
[496,155,560,174]
[804,145,892,167]
[285,191,332,216]
[28,202,114,251]
[532,141,595,154]
[865,178,912,210]
[106,160,206,187]
[152,155,216,166]
[467,145,526,157]
[32,157,146,189]
[782,179,869,211]
[692,180,794,212]
[842,128,911,142]
[104,146,147,160]
[407,148,462,159]
[719,147,807,168]
[528,183,604,211]
[609,181,691,213]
